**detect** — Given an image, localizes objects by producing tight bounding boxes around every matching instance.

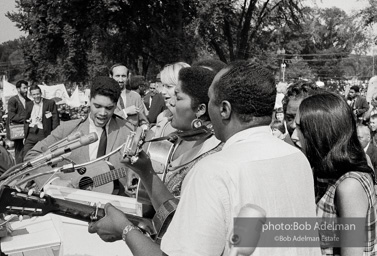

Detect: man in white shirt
[23,85,59,157]
[109,63,148,129]
[88,62,321,256]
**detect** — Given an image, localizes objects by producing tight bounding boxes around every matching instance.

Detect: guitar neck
[93,167,128,188]
[50,196,155,236]
[0,186,156,238]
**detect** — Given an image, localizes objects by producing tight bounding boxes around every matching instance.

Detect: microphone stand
[11,143,126,190]
[0,153,72,187]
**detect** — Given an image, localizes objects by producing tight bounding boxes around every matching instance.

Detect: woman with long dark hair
[291,92,377,256]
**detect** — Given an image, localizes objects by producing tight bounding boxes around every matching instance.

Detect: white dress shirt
[29,100,44,129]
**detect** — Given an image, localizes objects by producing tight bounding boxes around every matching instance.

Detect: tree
[299,7,371,81]
[7,0,200,83]
[194,0,304,63]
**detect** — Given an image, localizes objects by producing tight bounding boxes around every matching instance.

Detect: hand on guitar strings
[88,203,131,242]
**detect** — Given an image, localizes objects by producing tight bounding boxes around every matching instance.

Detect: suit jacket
[25,115,134,189]
[147,92,166,124]
[0,145,14,175]
[116,90,149,128]
[353,95,369,119]
[6,95,31,139]
[24,98,60,138]
[366,143,377,174]
[143,91,153,110]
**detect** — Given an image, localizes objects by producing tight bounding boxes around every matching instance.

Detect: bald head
[357,125,371,149]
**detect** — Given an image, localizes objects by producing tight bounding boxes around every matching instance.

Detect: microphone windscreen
[67,131,84,141]
[80,132,98,145]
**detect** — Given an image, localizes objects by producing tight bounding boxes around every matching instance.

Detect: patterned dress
[316,172,377,255]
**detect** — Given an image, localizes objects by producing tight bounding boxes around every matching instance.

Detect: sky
[0,0,374,44]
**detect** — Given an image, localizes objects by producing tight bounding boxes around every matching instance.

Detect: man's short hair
[192,59,227,73]
[129,75,146,91]
[213,61,276,122]
[371,114,377,120]
[357,124,371,138]
[90,76,121,103]
[282,81,319,113]
[270,120,286,134]
[29,84,41,93]
[350,85,360,93]
[108,63,129,77]
[16,80,28,89]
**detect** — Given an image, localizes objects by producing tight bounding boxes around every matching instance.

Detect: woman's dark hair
[298,92,373,181]
[178,67,216,121]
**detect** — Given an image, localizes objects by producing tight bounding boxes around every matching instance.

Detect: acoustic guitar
[57,161,130,194]
[0,186,156,238]
[56,127,174,197]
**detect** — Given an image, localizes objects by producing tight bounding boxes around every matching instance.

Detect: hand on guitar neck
[121,151,154,179]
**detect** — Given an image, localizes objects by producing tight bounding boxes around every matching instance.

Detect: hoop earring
[191,118,203,129]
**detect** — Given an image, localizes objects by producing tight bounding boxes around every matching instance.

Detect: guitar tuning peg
[14,186,22,193]
[28,189,34,196]
[40,192,45,198]
[18,215,23,222]
[90,202,95,207]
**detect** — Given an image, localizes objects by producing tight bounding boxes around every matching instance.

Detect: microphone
[1,153,72,187]
[48,131,84,151]
[24,132,98,168]
[228,204,266,256]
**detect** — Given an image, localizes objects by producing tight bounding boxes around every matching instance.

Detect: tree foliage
[7,0,200,83]
[4,0,375,84]
[194,0,304,62]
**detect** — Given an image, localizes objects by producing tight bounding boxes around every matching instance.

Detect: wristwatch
[122,224,140,241]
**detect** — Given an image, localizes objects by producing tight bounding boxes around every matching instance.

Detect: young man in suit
[109,64,149,129]
[23,85,60,157]
[24,77,135,195]
[347,85,369,123]
[7,80,31,163]
[144,81,165,124]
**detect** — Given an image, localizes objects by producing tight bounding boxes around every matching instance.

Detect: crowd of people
[0,58,376,256]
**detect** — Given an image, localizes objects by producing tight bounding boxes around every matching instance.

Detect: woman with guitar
[126,66,223,241]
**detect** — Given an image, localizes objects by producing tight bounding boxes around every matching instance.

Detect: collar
[223,126,272,150]
[33,99,43,106]
[121,89,130,97]
[88,115,111,132]
[364,142,370,152]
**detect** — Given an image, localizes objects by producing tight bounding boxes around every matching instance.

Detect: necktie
[97,127,107,158]
[119,96,125,109]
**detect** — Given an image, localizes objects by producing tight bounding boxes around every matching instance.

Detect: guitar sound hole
[76,167,87,175]
[79,177,94,191]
